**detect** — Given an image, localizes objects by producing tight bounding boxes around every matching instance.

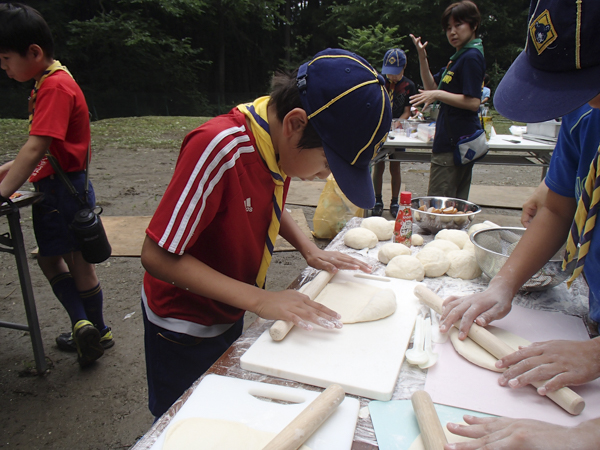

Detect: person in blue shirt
[439,1,600,448]
[410,0,485,201]
[371,48,416,218]
[480,73,490,104]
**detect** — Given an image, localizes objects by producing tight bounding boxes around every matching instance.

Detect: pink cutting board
[148,374,360,450]
[425,304,600,426]
[241,272,421,401]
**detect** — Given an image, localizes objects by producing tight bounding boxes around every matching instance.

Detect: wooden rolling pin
[262,384,345,450]
[414,284,586,416]
[411,390,447,450]
[269,270,335,341]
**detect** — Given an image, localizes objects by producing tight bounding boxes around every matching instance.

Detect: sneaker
[390,202,400,218]
[56,327,114,352]
[371,202,384,216]
[73,320,104,367]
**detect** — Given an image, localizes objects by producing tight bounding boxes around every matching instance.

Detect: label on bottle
[393,206,413,246]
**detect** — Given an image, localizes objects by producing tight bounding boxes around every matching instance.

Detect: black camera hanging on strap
[46,147,112,264]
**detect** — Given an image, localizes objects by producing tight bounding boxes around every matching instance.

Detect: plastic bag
[312,174,363,239]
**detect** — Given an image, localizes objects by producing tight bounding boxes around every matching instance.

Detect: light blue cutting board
[369,400,495,450]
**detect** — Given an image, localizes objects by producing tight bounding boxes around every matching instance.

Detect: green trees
[0,0,530,118]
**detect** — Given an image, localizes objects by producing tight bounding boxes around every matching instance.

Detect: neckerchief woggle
[237,96,287,289]
[28,60,73,132]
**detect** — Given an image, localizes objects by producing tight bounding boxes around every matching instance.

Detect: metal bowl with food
[411,196,481,234]
[471,227,575,292]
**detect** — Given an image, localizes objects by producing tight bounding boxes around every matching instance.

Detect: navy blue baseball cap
[297,48,392,209]
[382,48,407,76]
[494,0,600,123]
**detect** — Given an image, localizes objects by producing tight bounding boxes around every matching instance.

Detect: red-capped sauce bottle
[393,191,413,246]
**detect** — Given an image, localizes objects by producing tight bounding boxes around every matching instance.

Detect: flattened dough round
[385,255,425,281]
[449,326,531,372]
[435,229,469,249]
[315,282,396,323]
[163,417,311,450]
[378,242,411,264]
[361,216,394,240]
[344,227,378,249]
[408,424,473,449]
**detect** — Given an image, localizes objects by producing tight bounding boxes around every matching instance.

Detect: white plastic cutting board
[148,374,360,450]
[241,272,421,401]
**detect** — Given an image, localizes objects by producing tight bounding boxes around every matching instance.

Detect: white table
[383,132,555,180]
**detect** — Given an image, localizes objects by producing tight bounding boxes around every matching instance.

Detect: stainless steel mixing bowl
[411,196,481,234]
[471,227,576,291]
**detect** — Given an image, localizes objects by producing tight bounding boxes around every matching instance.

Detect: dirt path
[0,130,537,449]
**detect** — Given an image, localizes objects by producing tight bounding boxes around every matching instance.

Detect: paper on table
[425,304,600,426]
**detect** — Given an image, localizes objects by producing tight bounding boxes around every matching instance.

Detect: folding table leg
[6,209,47,374]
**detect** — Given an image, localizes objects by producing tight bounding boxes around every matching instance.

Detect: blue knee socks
[79,283,107,332]
[50,273,87,327]
[50,273,106,331]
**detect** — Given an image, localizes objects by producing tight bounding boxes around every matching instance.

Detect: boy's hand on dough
[440,283,513,339]
[254,289,343,331]
[303,248,372,274]
[495,338,600,394]
[445,415,585,450]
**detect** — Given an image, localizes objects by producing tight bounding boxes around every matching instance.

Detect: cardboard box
[526,120,561,138]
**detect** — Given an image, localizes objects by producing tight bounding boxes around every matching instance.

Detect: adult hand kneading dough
[315,282,396,324]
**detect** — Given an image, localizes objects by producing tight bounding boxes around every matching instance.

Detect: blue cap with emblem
[381,48,407,76]
[494,0,600,123]
[297,48,392,209]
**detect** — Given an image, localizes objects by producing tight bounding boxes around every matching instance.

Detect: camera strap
[45,145,91,209]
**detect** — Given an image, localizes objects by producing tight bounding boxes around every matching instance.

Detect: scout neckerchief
[438,38,484,89]
[28,60,73,132]
[386,77,397,104]
[237,96,287,289]
[563,146,600,287]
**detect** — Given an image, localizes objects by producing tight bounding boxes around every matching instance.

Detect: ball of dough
[467,222,493,236]
[424,239,460,254]
[415,247,450,277]
[446,250,482,280]
[378,242,411,264]
[361,216,393,241]
[411,234,424,246]
[435,229,469,249]
[344,228,378,249]
[385,255,425,281]
[462,238,476,254]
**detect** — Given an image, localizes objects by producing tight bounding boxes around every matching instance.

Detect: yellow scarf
[563,146,600,287]
[28,60,73,132]
[237,96,287,289]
